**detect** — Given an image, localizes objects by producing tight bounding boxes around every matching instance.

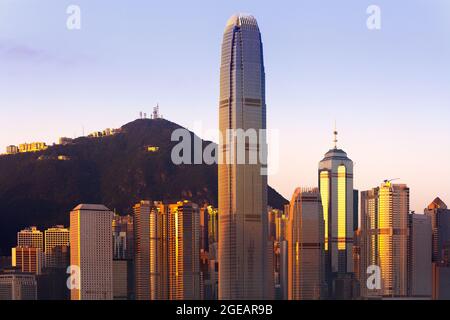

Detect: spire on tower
[333,121,338,149]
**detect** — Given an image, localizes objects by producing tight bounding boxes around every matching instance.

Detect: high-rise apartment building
[218,13,270,300]
[17,227,43,250]
[287,188,325,300]
[360,182,409,298]
[318,131,354,298]
[70,204,113,300]
[168,201,200,300]
[134,201,168,300]
[12,247,43,275]
[134,200,200,300]
[44,225,70,269]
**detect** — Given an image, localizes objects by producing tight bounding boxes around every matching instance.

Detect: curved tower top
[226,13,259,28]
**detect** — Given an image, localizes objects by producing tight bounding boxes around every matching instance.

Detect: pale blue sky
[1,0,449,212]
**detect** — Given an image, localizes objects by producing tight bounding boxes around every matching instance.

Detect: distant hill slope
[0,118,288,254]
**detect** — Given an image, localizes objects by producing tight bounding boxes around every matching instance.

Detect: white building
[70,204,113,300]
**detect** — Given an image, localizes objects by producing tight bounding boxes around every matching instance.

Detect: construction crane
[383,178,400,185]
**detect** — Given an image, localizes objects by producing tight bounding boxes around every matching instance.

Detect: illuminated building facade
[6,145,18,155]
[318,133,354,298]
[12,247,43,275]
[70,204,113,300]
[44,226,70,269]
[287,188,325,300]
[218,13,270,300]
[18,142,48,153]
[17,227,43,250]
[168,201,200,300]
[361,182,409,298]
[134,201,169,300]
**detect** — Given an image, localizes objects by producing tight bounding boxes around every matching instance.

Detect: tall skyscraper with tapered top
[319,130,354,298]
[218,13,270,300]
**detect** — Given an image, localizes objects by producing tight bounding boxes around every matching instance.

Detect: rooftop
[72,204,111,212]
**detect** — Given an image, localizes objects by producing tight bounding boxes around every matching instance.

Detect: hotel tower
[318,130,354,298]
[218,14,270,300]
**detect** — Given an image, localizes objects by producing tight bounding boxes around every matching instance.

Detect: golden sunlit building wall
[168,201,200,300]
[361,182,409,298]
[12,247,43,275]
[18,142,48,153]
[17,227,43,250]
[134,201,169,300]
[318,131,354,298]
[69,204,113,300]
[44,225,70,269]
[287,188,325,300]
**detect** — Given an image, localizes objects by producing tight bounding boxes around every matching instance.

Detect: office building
[44,225,70,269]
[407,213,432,298]
[318,130,354,298]
[218,13,270,300]
[287,188,325,300]
[70,204,113,300]
[425,197,450,299]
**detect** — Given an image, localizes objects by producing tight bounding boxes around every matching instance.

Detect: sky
[1,0,449,213]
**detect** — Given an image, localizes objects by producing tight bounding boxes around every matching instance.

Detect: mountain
[0,118,288,255]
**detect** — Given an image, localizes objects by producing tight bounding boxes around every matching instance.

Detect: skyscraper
[218,13,270,300]
[70,204,113,300]
[134,200,168,300]
[424,197,450,299]
[360,182,409,298]
[133,200,152,300]
[407,213,432,298]
[17,227,43,250]
[425,198,450,265]
[287,188,325,300]
[44,225,70,269]
[167,201,201,300]
[318,131,354,298]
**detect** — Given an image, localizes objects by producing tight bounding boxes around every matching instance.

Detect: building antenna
[333,120,338,149]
